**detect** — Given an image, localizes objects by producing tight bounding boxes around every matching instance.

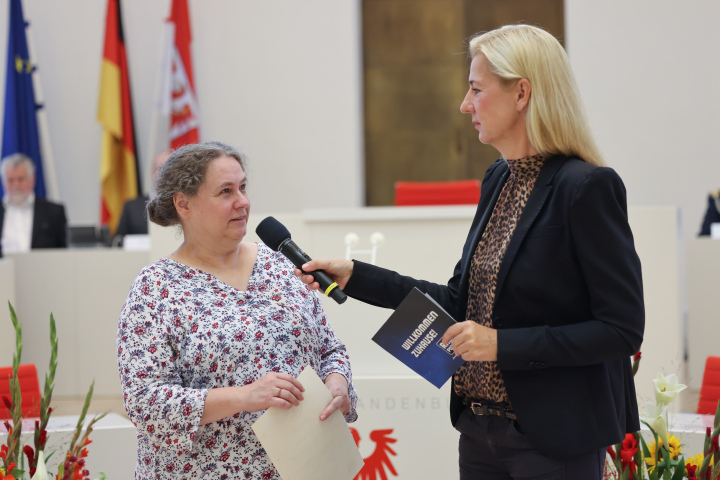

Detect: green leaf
[671,458,686,480]
[621,464,630,480]
[711,459,720,480]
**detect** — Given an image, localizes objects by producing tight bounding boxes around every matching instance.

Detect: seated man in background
[699,189,720,236]
[0,153,67,255]
[115,151,170,239]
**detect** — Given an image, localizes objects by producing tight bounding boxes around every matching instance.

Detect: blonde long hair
[469,25,604,166]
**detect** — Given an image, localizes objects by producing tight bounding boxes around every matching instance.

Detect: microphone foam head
[255,216,291,251]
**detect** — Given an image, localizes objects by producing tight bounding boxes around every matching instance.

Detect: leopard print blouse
[453,154,544,405]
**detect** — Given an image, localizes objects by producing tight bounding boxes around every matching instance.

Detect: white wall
[565,0,720,242]
[3,0,716,242]
[0,0,364,225]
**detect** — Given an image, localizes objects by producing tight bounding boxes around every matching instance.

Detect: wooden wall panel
[363,0,564,206]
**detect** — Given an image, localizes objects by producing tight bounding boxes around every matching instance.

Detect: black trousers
[456,407,605,480]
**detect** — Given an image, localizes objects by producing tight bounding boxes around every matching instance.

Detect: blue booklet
[372,287,465,388]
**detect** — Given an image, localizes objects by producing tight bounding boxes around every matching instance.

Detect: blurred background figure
[0,153,67,256]
[699,189,720,236]
[114,151,171,241]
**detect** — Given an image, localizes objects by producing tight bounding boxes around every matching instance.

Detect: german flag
[97,0,139,235]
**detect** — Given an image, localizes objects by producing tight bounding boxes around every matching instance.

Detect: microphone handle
[278,239,348,304]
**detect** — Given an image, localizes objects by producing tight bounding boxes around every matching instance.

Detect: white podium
[0,413,136,479]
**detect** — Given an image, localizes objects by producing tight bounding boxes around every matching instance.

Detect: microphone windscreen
[255,216,291,251]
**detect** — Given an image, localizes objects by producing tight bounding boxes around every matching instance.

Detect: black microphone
[256,216,347,304]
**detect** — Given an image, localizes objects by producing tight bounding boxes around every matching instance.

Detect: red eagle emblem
[350,427,398,480]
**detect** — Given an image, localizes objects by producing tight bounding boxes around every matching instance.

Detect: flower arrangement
[0,302,106,480]
[604,352,720,480]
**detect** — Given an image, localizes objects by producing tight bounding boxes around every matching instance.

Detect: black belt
[468,401,517,420]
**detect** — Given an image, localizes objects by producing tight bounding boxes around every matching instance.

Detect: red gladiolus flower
[620,433,638,473]
[0,444,8,460]
[0,461,17,480]
[23,445,35,468]
[24,453,37,476]
[634,352,641,362]
[686,464,699,480]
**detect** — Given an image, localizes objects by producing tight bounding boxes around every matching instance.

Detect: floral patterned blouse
[117,243,358,480]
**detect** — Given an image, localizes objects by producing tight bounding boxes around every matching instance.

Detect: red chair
[394,180,481,206]
[0,364,42,418]
[697,356,720,414]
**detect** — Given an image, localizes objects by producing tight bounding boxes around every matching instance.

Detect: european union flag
[1,0,45,199]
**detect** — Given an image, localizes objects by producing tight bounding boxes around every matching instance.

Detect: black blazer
[345,155,644,458]
[0,198,67,255]
[116,195,150,237]
[699,191,720,236]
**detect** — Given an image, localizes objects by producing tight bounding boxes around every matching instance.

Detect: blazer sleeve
[497,167,644,369]
[345,259,463,320]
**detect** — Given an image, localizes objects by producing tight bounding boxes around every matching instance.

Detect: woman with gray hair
[117,141,357,479]
[299,25,644,479]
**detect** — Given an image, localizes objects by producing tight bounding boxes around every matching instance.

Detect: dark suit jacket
[116,195,150,237]
[0,197,67,255]
[344,155,644,458]
[699,191,720,236]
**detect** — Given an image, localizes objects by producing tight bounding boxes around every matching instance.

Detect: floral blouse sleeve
[117,267,207,456]
[310,290,358,422]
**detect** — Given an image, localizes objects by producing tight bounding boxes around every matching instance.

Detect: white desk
[640,412,715,457]
[687,238,720,390]
[0,258,16,366]
[0,412,136,479]
[352,376,458,479]
[2,249,149,396]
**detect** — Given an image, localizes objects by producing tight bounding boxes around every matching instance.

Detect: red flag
[168,0,199,149]
[97,0,139,235]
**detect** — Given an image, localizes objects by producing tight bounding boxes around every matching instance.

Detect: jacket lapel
[493,155,567,305]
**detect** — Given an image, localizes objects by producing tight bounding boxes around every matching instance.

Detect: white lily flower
[30,450,49,480]
[652,373,687,407]
[640,402,669,449]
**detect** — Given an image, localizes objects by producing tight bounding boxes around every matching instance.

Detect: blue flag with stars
[1,0,45,198]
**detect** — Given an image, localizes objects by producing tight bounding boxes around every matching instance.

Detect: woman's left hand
[320,373,350,421]
[442,321,498,361]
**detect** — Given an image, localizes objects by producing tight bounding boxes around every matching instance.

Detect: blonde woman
[299,25,644,479]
